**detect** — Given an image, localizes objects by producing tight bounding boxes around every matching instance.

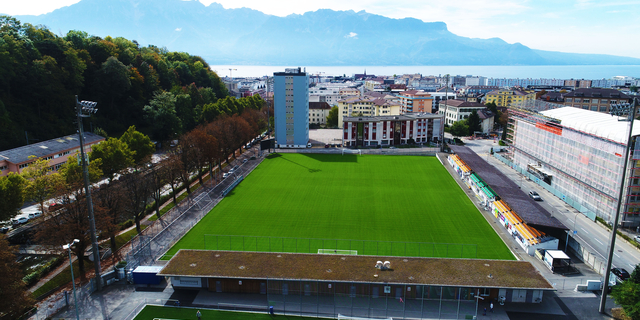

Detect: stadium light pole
[63,239,80,320]
[599,97,639,313]
[440,74,450,152]
[75,95,102,291]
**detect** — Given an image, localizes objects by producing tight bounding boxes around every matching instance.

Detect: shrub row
[22,255,64,287]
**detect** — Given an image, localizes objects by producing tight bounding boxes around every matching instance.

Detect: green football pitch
[134,305,317,320]
[163,153,514,260]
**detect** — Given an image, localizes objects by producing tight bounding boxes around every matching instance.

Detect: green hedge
[596,216,640,250]
[23,255,64,287]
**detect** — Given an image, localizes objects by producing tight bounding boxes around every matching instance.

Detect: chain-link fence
[31,278,97,320]
[123,154,266,273]
[187,235,478,259]
[276,147,439,156]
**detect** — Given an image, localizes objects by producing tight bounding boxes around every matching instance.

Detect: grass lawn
[31,258,93,299]
[164,153,513,260]
[133,305,317,320]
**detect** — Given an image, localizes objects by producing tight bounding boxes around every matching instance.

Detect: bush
[23,255,64,287]
[119,219,134,230]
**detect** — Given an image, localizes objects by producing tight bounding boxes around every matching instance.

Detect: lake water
[210,65,640,79]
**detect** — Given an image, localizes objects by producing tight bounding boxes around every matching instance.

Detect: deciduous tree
[94,180,126,256]
[327,106,339,128]
[611,265,640,320]
[22,158,63,213]
[90,137,134,181]
[0,173,26,221]
[35,156,109,276]
[144,91,183,142]
[449,120,469,139]
[467,110,482,136]
[0,236,33,317]
[120,125,155,165]
[120,169,152,233]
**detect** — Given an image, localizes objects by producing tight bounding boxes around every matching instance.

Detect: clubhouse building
[160,250,553,319]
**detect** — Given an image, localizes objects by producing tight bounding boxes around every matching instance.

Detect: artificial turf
[164,153,514,260]
[133,305,317,320]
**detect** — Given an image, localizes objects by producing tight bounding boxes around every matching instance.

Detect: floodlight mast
[75,95,102,291]
[599,97,638,313]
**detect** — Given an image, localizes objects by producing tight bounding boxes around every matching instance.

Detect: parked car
[12,217,29,225]
[634,235,640,244]
[48,202,63,212]
[28,211,42,219]
[612,268,630,281]
[324,144,329,148]
[0,226,8,234]
[223,172,230,178]
[529,191,542,201]
[242,159,248,163]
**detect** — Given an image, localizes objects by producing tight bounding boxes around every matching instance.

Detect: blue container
[131,266,164,285]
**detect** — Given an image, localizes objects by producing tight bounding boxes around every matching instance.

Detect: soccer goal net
[318,249,357,255]
[342,149,362,156]
[338,314,392,320]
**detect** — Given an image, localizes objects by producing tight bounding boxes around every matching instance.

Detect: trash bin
[116,266,125,280]
[269,306,274,315]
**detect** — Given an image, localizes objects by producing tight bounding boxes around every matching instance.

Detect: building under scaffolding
[506,106,640,226]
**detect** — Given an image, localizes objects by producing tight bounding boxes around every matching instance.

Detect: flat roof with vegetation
[160,250,553,290]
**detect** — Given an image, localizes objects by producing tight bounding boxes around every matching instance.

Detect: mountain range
[11,0,640,66]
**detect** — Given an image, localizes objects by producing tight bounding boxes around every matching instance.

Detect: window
[592,99,599,104]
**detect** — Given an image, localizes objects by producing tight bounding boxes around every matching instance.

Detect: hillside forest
[0,15,267,151]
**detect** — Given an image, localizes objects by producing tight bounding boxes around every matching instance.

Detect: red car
[48,202,63,212]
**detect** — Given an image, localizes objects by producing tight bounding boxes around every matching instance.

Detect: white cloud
[175,28,182,31]
[345,32,358,39]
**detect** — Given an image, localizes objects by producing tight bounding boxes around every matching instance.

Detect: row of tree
[0,16,230,150]
[0,95,268,317]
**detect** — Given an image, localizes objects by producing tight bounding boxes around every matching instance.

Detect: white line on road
[614,253,621,258]
[594,238,604,245]
[581,227,589,234]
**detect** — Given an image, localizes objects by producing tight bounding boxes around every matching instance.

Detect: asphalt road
[463,137,640,274]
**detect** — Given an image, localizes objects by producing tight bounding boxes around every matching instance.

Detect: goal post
[341,149,362,156]
[318,249,357,255]
[338,314,392,320]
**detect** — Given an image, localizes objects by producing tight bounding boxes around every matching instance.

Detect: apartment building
[562,88,632,113]
[342,113,443,147]
[274,68,309,148]
[438,100,487,126]
[309,102,332,126]
[485,89,536,107]
[397,90,435,113]
[337,95,401,128]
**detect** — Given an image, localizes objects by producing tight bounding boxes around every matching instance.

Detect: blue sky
[2,0,640,59]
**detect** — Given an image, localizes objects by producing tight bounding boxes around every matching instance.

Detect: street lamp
[600,97,639,313]
[75,95,102,291]
[63,239,80,320]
